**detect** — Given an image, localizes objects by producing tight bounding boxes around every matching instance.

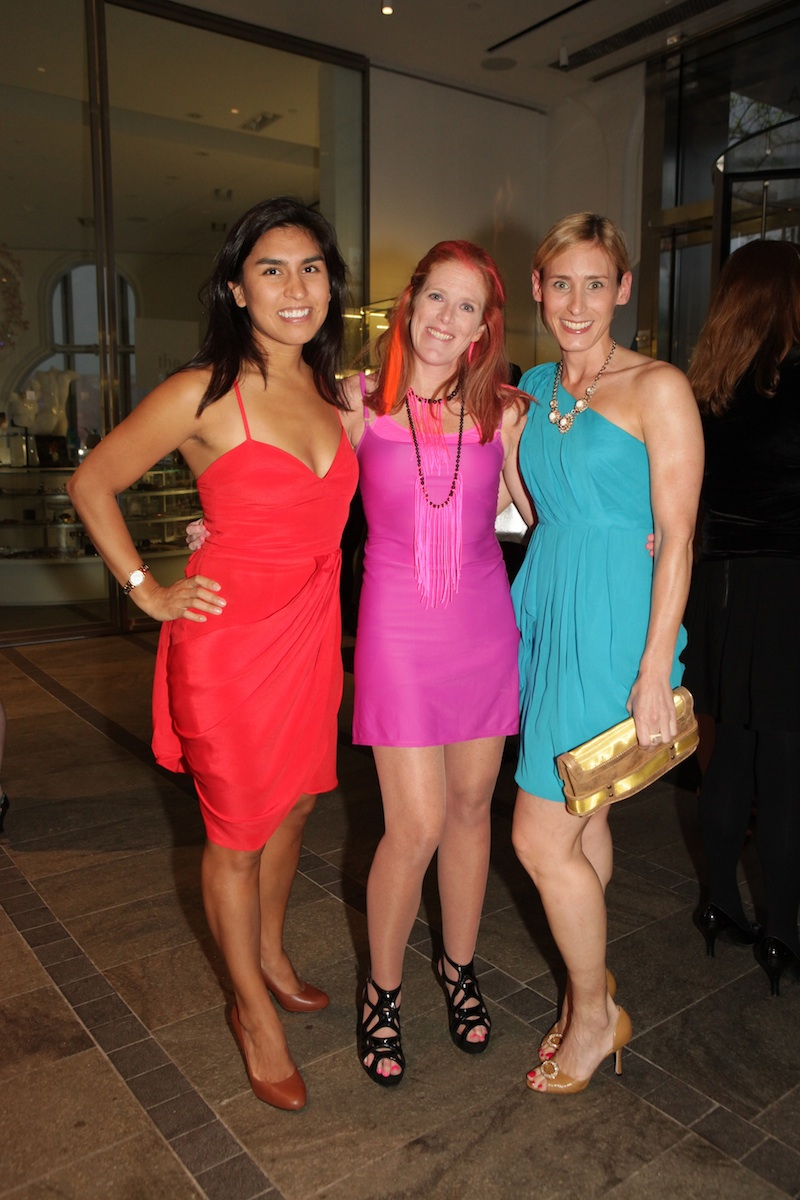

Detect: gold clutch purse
[556,686,699,818]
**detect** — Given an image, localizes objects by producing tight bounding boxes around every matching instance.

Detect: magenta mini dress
[352,409,520,748]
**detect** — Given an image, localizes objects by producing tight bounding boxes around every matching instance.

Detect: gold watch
[122,564,150,594]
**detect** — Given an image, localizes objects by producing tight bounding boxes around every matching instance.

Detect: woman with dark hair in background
[684,238,800,995]
[69,197,359,1110]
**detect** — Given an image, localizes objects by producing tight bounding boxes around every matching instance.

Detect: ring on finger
[650,733,663,745]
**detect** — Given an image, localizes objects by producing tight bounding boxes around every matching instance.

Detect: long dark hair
[183,196,349,412]
[689,239,800,415]
[373,240,526,443]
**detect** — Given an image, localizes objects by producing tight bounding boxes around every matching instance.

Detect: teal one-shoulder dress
[512,363,687,802]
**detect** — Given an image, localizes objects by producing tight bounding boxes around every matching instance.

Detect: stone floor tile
[171,1119,245,1175]
[5,1129,205,1199]
[692,1104,768,1159]
[194,1153,275,1200]
[108,1036,171,1079]
[312,1063,684,1200]
[0,984,93,1082]
[67,885,207,970]
[631,972,800,1122]
[125,1060,195,1108]
[34,843,202,921]
[147,1087,217,1141]
[754,1087,800,1155]
[743,1137,800,1197]
[1,1050,154,1191]
[0,930,51,998]
[104,935,227,1029]
[605,1132,791,1199]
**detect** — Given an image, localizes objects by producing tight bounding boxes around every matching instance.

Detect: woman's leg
[546,804,614,1040]
[437,736,504,962]
[754,729,800,954]
[699,723,757,925]
[258,792,318,991]
[202,836,295,1084]
[363,745,447,1076]
[436,736,505,1044]
[512,789,619,1086]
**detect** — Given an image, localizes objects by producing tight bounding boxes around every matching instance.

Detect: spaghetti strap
[233,380,251,440]
[358,371,372,422]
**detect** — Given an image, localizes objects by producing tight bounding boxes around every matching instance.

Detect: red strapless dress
[152,386,358,850]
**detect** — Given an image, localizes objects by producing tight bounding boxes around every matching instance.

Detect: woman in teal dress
[511,214,703,1095]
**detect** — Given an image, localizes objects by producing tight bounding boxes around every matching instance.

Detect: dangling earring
[467,341,476,364]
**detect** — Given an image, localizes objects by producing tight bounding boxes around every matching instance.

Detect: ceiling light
[381,3,393,13]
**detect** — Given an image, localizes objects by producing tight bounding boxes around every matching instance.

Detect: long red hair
[689,239,800,415]
[372,240,527,442]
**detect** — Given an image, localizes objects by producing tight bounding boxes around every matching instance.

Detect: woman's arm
[627,363,704,745]
[500,401,535,527]
[67,372,225,623]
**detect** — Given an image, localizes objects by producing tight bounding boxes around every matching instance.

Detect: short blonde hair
[533,213,631,283]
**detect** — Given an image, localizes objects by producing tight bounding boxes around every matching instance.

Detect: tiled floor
[1,633,799,1200]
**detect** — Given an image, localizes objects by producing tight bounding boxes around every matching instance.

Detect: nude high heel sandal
[538,968,616,1063]
[527,1005,632,1095]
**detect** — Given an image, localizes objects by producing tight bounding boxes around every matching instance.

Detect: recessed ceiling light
[230,107,239,114]
[381,3,393,13]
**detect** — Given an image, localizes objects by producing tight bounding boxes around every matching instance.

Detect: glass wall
[0,0,366,644]
[640,6,800,369]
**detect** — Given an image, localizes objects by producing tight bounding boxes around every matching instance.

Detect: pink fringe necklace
[405,388,465,608]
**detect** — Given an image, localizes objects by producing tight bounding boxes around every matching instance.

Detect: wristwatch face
[129,569,145,588]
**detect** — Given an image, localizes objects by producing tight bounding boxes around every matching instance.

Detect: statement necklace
[549,340,617,434]
[408,385,459,406]
[405,391,465,508]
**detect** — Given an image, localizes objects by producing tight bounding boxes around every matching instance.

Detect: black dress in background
[682,346,800,979]
[683,348,800,731]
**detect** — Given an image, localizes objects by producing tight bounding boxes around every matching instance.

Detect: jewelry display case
[0,440,199,606]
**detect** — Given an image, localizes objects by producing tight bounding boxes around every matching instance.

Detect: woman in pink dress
[343,242,532,1085]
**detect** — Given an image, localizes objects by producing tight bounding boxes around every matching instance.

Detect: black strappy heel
[438,950,491,1055]
[359,978,405,1087]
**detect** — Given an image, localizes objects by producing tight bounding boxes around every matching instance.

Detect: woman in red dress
[68,198,358,1111]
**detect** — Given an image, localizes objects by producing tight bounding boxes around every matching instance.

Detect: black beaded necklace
[405,390,465,509]
[407,385,460,405]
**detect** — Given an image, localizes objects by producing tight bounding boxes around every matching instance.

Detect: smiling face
[228,225,331,351]
[532,241,632,355]
[408,260,488,372]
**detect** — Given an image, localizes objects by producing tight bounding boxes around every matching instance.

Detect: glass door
[0,0,114,641]
[0,0,366,645]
